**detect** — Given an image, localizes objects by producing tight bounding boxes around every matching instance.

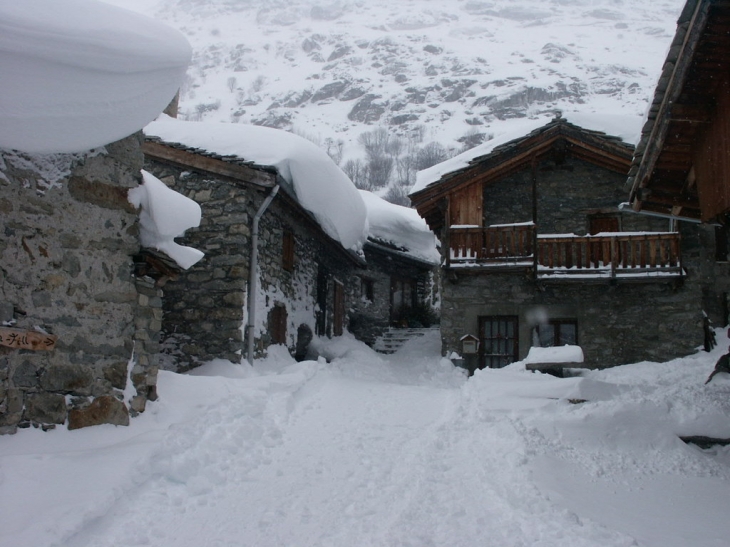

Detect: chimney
[163,90,180,118]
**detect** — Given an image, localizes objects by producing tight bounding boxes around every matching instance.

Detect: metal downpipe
[247,185,280,365]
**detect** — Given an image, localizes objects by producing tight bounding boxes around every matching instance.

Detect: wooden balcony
[537,232,682,281]
[449,223,535,265]
[448,225,683,282]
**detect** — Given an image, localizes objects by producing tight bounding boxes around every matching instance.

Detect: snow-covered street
[2,331,730,547]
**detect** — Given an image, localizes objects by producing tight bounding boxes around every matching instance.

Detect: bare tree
[324,138,345,166]
[415,142,449,171]
[343,159,370,190]
[367,156,394,189]
[384,184,411,207]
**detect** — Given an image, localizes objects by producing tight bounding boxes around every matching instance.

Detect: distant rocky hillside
[110,0,686,197]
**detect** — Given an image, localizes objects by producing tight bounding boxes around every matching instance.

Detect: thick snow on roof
[145,116,367,250]
[359,190,439,264]
[128,170,203,269]
[411,113,642,195]
[0,0,191,154]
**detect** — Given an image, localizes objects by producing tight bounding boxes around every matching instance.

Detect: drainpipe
[247,184,280,365]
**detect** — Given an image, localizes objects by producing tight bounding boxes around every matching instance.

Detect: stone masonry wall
[441,272,701,369]
[144,158,362,370]
[440,155,712,369]
[0,134,161,434]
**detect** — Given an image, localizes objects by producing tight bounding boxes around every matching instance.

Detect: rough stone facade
[440,156,724,370]
[143,154,363,370]
[0,134,161,434]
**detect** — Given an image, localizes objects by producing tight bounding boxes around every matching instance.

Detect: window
[479,316,519,369]
[282,229,295,271]
[360,277,374,302]
[533,319,577,347]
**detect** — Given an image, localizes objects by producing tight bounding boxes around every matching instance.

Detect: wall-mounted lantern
[460,334,480,355]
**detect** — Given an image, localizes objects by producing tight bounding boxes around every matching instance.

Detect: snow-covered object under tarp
[145,115,368,251]
[0,0,191,153]
[128,170,203,270]
[359,190,439,264]
[411,113,642,195]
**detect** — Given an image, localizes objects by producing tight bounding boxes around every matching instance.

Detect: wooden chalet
[411,117,683,283]
[628,0,730,223]
[410,117,706,372]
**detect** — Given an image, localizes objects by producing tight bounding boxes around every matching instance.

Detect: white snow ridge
[0,0,191,153]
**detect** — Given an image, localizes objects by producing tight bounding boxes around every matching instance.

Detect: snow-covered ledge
[127,170,204,270]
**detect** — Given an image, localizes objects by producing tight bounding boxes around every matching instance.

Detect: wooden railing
[449,224,535,264]
[448,226,683,280]
[537,232,682,278]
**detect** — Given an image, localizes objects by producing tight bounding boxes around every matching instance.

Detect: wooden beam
[143,141,275,188]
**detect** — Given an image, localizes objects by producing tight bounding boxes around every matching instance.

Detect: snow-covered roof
[411,113,642,195]
[0,0,191,154]
[359,190,439,265]
[144,116,367,251]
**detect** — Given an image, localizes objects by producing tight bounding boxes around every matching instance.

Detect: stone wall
[482,158,661,233]
[144,157,362,370]
[441,272,702,369]
[0,134,161,434]
[440,155,718,369]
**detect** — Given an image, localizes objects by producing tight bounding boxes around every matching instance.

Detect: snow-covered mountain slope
[104,0,685,173]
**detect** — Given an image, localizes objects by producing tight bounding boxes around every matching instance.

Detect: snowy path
[3,332,730,547]
[60,363,631,547]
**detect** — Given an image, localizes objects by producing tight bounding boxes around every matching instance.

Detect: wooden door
[589,215,619,266]
[589,216,619,235]
[316,268,328,336]
[390,276,414,325]
[268,304,288,345]
[333,280,344,337]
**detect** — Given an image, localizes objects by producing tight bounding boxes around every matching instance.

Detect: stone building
[0,135,164,433]
[410,117,719,373]
[142,118,374,369]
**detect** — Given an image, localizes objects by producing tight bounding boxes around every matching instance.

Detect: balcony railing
[537,232,682,279]
[449,223,535,264]
[448,225,683,280]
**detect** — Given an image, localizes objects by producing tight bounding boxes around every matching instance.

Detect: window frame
[282,229,295,272]
[533,319,578,347]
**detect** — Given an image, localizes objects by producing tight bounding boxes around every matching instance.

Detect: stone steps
[373,327,438,354]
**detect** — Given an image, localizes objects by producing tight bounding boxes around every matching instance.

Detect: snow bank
[145,115,367,250]
[412,113,642,194]
[359,190,439,264]
[0,0,191,153]
[3,330,730,547]
[128,170,204,269]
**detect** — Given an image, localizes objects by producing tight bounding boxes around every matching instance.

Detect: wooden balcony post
[610,237,617,279]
